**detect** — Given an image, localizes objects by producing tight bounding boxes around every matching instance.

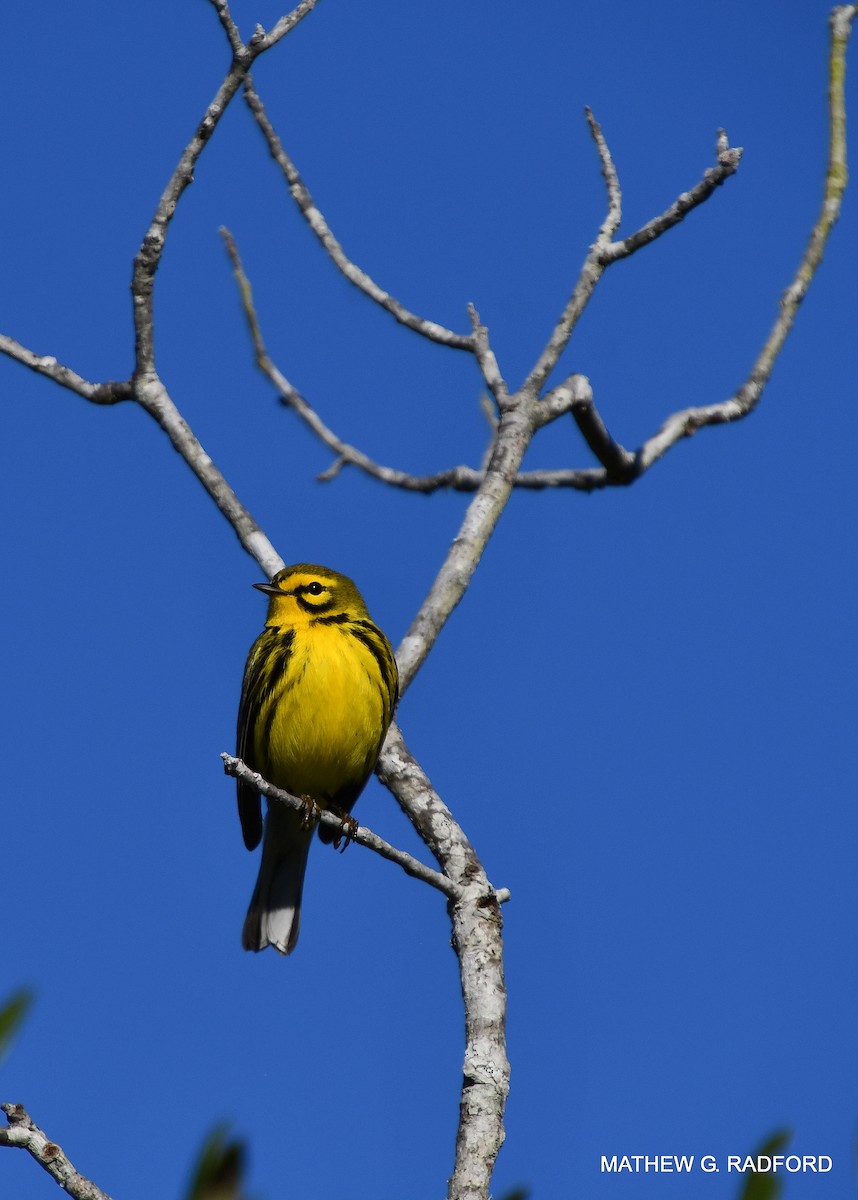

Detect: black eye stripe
[294,581,327,597]
[292,582,335,612]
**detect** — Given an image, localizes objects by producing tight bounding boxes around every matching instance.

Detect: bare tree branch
[525,113,741,395]
[586,105,624,242]
[239,0,851,508]
[242,77,475,350]
[396,333,538,692]
[217,241,615,494]
[563,8,857,480]
[564,374,637,479]
[0,335,131,404]
[221,226,496,491]
[604,137,742,264]
[134,375,283,576]
[0,1106,112,1200]
[468,304,511,409]
[259,0,326,51]
[126,5,330,578]
[222,752,462,899]
[210,0,323,57]
[376,726,510,1200]
[133,78,242,375]
[208,0,246,56]
[0,0,318,582]
[132,1,323,373]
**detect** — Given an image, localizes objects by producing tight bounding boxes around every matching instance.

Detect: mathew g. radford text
[600,1154,833,1174]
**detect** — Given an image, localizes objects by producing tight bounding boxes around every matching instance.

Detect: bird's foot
[330,807,358,852]
[298,794,321,830]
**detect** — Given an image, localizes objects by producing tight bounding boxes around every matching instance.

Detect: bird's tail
[242,805,312,955]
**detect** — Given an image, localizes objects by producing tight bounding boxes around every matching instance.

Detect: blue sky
[2,2,857,1198]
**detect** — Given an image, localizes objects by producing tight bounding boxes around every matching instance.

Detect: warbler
[236,563,398,954]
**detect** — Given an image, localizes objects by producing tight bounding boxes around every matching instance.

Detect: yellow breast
[254,622,388,804]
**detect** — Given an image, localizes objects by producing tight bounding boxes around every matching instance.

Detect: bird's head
[254,563,369,626]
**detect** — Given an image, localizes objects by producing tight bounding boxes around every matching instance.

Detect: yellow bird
[236,564,398,954]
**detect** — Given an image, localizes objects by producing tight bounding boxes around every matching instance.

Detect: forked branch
[524,115,742,395]
[536,9,856,484]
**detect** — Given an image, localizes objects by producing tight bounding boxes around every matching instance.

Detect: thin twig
[0,1106,112,1200]
[603,136,742,263]
[222,753,461,899]
[221,226,485,490]
[132,72,246,374]
[0,336,131,404]
[522,108,621,395]
[468,304,511,408]
[586,106,623,242]
[207,0,323,55]
[221,226,401,480]
[242,77,474,350]
[259,0,325,50]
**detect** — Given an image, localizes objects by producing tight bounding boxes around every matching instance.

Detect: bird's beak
[253,582,283,596]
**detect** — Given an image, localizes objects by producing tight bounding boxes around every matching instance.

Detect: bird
[236,563,398,954]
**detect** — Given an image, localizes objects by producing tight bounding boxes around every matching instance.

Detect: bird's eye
[307,582,323,595]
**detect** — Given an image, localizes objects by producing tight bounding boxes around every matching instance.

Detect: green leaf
[737,1129,792,1200]
[185,1124,247,1200]
[0,990,33,1064]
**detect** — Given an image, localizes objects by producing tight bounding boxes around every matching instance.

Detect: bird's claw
[299,794,321,830]
[330,808,358,852]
